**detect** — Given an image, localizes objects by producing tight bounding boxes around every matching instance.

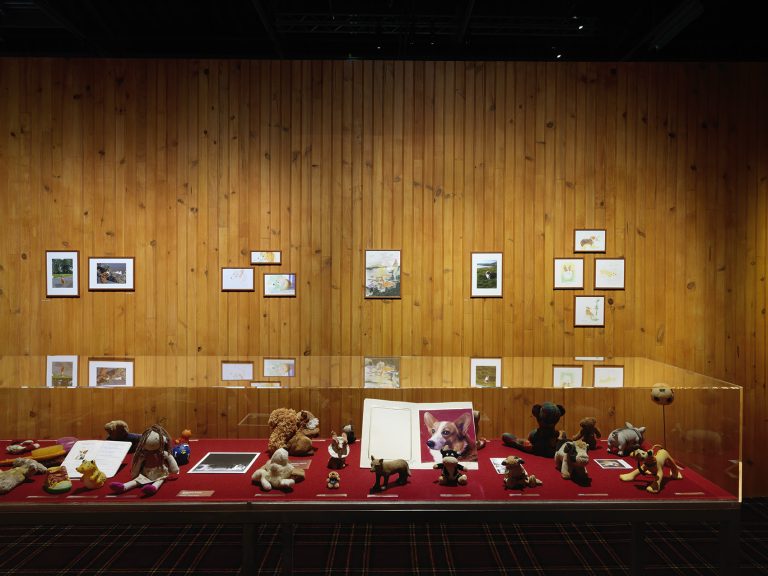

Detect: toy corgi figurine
[76,459,107,489]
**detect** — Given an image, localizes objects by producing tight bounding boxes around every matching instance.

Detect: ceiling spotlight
[556,53,562,59]
[578,24,584,30]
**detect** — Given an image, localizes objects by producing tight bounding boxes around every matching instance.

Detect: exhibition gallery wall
[0,59,764,495]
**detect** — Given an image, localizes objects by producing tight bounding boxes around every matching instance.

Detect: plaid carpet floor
[0,499,765,575]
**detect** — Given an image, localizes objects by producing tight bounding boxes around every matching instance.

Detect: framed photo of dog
[89,257,135,291]
[471,252,502,297]
[470,357,502,388]
[46,250,80,297]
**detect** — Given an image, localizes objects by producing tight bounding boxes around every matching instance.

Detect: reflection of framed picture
[471,252,502,297]
[364,357,401,388]
[46,355,78,388]
[470,357,502,388]
[263,358,296,377]
[574,229,606,253]
[189,452,261,474]
[89,257,135,291]
[264,273,296,297]
[595,258,625,289]
[553,258,584,289]
[250,251,282,265]
[46,251,79,297]
[221,268,255,292]
[221,361,254,381]
[594,365,624,388]
[365,250,401,299]
[88,358,134,387]
[553,365,583,388]
[574,296,605,327]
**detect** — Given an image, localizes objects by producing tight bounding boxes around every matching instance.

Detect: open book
[60,440,132,479]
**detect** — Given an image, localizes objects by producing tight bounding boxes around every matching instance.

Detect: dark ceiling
[0,0,763,62]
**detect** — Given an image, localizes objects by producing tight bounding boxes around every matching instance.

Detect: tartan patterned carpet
[0,499,765,575]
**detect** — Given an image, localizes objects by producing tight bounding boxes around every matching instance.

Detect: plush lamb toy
[572,417,602,450]
[433,448,468,486]
[502,455,542,489]
[109,424,179,496]
[502,402,566,457]
[251,448,306,491]
[0,458,48,494]
[607,422,646,456]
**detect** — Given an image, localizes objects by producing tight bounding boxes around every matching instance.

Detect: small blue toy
[172,443,190,465]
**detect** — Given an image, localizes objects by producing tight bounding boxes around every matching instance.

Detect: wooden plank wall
[0,59,764,494]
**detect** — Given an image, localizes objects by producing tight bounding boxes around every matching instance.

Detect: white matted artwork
[46,250,79,297]
[263,273,296,297]
[250,251,282,265]
[552,365,583,388]
[574,229,606,253]
[221,361,254,381]
[89,257,135,291]
[574,296,605,327]
[471,252,502,297]
[595,258,625,290]
[365,250,401,298]
[221,268,255,292]
[88,358,134,387]
[263,358,296,377]
[593,366,624,388]
[46,355,78,388]
[364,357,401,388]
[470,357,502,388]
[553,258,584,289]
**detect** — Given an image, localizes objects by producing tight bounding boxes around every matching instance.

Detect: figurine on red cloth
[109,424,178,496]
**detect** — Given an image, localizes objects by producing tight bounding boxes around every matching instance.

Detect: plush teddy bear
[267,408,317,456]
[572,417,602,450]
[502,455,542,489]
[501,402,566,458]
[104,420,142,452]
[0,458,48,494]
[251,448,306,491]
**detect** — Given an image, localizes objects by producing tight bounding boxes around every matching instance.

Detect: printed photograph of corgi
[421,409,478,463]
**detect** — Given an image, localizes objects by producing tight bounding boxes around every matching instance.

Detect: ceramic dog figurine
[369,456,410,493]
[620,445,683,493]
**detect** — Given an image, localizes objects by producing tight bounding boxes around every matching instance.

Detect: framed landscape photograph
[221,267,255,292]
[89,257,134,291]
[365,250,401,298]
[471,252,502,297]
[363,357,401,388]
[594,258,625,290]
[470,357,502,388]
[552,365,583,388]
[553,258,584,289]
[189,452,261,474]
[574,229,607,253]
[263,273,296,297]
[221,361,254,381]
[46,250,79,297]
[88,358,134,388]
[593,365,625,388]
[574,296,605,327]
[263,358,296,377]
[250,251,282,265]
[46,355,78,388]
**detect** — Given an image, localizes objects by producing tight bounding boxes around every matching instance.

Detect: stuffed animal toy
[109,424,179,496]
[76,459,107,489]
[326,471,341,489]
[0,458,47,494]
[267,408,317,456]
[607,422,646,456]
[172,429,192,466]
[433,448,468,486]
[327,431,350,469]
[501,402,566,457]
[572,417,602,450]
[251,448,306,491]
[502,455,543,489]
[6,440,40,454]
[555,440,590,483]
[0,443,67,467]
[297,411,320,438]
[620,445,683,493]
[104,420,142,452]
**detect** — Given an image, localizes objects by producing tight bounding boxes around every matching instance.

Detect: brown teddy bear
[267,408,317,456]
[571,417,602,450]
[104,420,141,452]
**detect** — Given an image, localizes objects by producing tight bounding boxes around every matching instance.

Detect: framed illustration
[574,296,605,327]
[364,357,401,388]
[470,357,502,388]
[471,252,503,298]
[250,251,282,265]
[221,361,254,381]
[263,273,296,297]
[46,355,78,388]
[88,358,134,388]
[552,365,583,388]
[594,365,624,388]
[263,357,296,377]
[553,258,584,290]
[46,250,79,297]
[365,250,401,298]
[188,452,261,474]
[595,258,625,290]
[221,267,255,292]
[574,229,607,253]
[89,257,135,291]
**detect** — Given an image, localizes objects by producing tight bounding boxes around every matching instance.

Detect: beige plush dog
[620,445,683,493]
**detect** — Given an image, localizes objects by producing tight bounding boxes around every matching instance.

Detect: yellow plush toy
[76,459,107,489]
[620,445,683,493]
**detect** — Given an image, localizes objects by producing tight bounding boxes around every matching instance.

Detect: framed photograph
[250,251,282,265]
[593,365,624,388]
[574,296,605,327]
[470,357,502,388]
[188,452,261,474]
[88,358,134,388]
[595,258,625,290]
[364,357,401,388]
[365,250,401,298]
[46,251,79,297]
[221,361,254,381]
[263,358,296,377]
[574,229,607,253]
[553,258,584,290]
[221,267,255,292]
[46,355,78,388]
[89,257,134,291]
[263,273,296,297]
[594,458,632,470]
[552,365,583,388]
[471,252,503,298]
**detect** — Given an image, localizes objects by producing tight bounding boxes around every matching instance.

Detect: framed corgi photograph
[574,229,606,253]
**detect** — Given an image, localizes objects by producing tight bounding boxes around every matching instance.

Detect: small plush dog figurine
[620,445,683,493]
[327,431,350,469]
[502,455,542,489]
[76,459,107,489]
[433,448,467,486]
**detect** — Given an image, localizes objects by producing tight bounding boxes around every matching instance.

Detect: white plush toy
[251,448,305,491]
[0,458,48,494]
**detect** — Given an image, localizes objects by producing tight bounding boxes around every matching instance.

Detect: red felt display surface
[0,438,734,504]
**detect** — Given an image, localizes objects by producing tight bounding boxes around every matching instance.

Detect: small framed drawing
[46,355,78,388]
[595,258,625,290]
[553,258,584,290]
[574,229,606,253]
[88,358,134,387]
[553,365,583,388]
[364,357,401,388]
[250,251,282,265]
[221,361,254,381]
[46,251,79,297]
[574,296,605,327]
[365,250,401,298]
[89,257,135,291]
[264,273,296,297]
[263,358,296,377]
[470,357,502,388]
[221,267,255,292]
[593,365,624,388]
[471,252,503,298]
